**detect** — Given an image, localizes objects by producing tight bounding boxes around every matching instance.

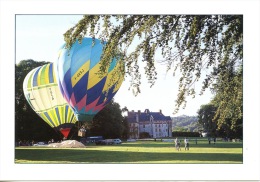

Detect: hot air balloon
[23,63,77,138]
[55,37,124,124]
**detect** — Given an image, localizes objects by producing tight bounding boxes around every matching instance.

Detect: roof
[127,109,171,123]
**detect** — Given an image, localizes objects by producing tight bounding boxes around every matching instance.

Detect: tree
[197,64,242,139]
[211,64,243,138]
[15,60,61,141]
[89,99,124,139]
[197,104,217,137]
[63,15,243,127]
[121,117,130,140]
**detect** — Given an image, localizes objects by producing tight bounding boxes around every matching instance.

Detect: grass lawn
[15,139,243,164]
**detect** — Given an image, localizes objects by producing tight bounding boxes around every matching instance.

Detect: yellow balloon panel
[23,63,77,129]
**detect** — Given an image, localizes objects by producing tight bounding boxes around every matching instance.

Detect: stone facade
[127,109,172,139]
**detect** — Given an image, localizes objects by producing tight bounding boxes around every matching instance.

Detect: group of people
[174,137,189,151]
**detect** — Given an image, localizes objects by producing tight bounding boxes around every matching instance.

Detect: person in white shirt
[184,138,189,150]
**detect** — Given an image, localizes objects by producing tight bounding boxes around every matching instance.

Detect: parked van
[87,136,103,143]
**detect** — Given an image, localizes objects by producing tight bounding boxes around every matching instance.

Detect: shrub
[139,132,150,138]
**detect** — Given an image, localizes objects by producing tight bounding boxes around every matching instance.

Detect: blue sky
[16,14,213,117]
[16,15,212,116]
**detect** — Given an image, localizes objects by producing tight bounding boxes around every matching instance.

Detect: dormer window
[150,115,154,122]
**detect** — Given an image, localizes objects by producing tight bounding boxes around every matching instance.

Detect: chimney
[159,109,162,114]
[138,110,141,115]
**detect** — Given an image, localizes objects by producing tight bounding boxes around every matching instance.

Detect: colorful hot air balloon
[55,37,124,122]
[23,63,77,138]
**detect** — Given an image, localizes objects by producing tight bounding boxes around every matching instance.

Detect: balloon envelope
[23,63,77,138]
[55,37,124,121]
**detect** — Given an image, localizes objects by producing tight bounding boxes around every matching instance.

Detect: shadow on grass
[120,142,242,149]
[15,148,242,163]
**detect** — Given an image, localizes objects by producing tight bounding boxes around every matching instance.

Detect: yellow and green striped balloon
[23,63,77,138]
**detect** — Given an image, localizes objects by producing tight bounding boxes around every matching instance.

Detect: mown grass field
[15,139,242,164]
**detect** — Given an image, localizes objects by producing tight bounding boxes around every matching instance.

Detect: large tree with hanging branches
[63,15,243,128]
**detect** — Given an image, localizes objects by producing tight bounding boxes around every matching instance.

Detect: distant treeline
[172,115,199,132]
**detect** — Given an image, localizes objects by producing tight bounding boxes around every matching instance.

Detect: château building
[127,109,172,139]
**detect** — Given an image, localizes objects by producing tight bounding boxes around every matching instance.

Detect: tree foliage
[89,99,127,139]
[197,104,217,136]
[64,15,243,118]
[198,98,242,139]
[213,64,242,128]
[211,64,242,137]
[15,60,61,141]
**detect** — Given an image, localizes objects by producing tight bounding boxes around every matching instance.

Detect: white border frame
[1,0,260,181]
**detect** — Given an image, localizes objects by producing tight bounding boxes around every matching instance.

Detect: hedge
[172,132,200,137]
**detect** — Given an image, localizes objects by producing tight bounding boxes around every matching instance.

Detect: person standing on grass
[184,138,189,151]
[174,137,181,151]
[208,137,211,144]
[174,138,178,149]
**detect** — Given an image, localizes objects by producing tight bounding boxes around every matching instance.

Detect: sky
[16,14,213,117]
